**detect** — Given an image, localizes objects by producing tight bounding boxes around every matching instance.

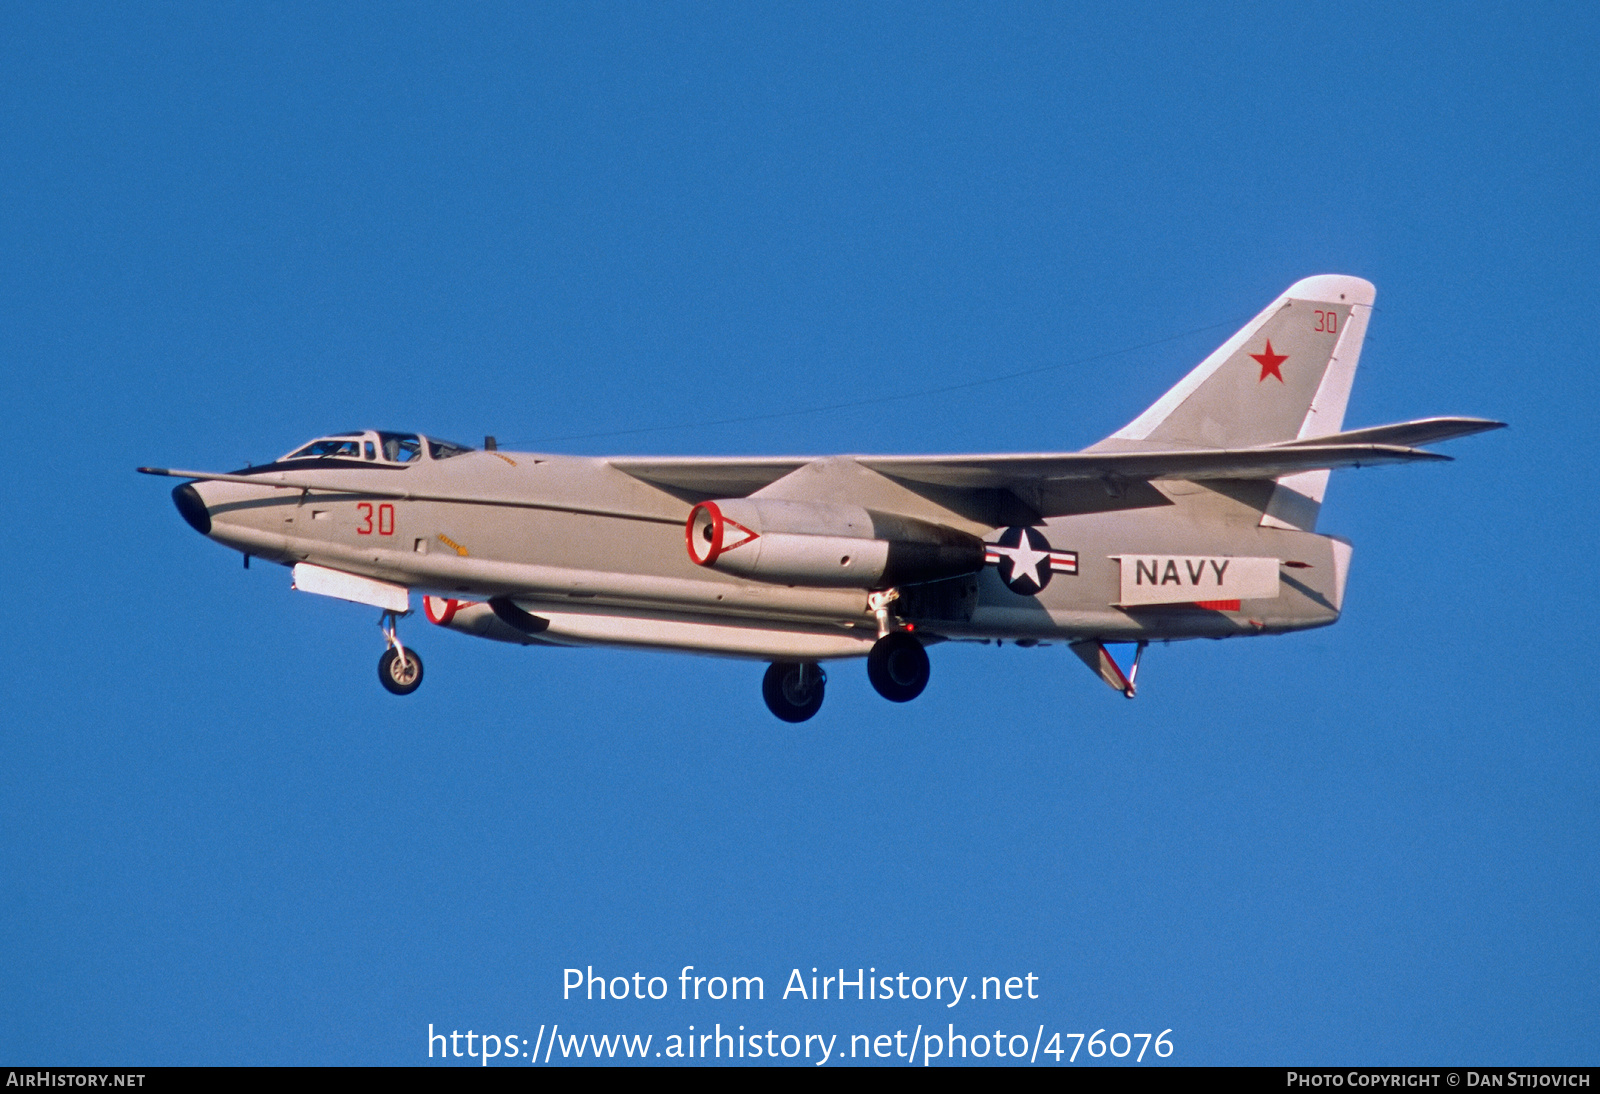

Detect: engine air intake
[685,499,984,589]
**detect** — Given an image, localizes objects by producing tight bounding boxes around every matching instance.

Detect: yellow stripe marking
[436,533,469,557]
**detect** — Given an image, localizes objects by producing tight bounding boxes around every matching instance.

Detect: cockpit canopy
[281,431,474,464]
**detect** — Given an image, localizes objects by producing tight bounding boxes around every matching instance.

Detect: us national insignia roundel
[985,526,1078,596]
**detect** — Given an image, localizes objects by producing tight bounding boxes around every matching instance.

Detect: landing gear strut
[762,662,826,722]
[867,631,930,702]
[378,610,424,695]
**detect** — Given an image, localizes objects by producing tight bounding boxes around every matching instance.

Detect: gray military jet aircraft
[141,275,1501,721]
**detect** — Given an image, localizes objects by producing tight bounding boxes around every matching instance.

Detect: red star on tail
[1250,340,1287,382]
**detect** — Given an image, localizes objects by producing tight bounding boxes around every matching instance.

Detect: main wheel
[379,647,424,695]
[762,662,826,723]
[867,632,929,702]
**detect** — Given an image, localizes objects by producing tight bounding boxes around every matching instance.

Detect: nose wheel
[378,610,424,695]
[762,662,826,722]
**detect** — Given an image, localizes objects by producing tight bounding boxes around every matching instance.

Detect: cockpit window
[377,432,422,463]
[288,438,363,459]
[427,437,474,460]
[280,431,438,464]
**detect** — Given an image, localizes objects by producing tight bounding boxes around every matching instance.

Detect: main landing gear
[759,589,935,722]
[864,588,930,703]
[867,631,930,703]
[760,635,933,723]
[762,662,827,722]
[378,610,424,695]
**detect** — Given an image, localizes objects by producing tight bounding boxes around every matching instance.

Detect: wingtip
[136,466,166,475]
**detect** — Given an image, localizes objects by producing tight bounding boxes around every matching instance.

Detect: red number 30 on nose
[356,503,396,535]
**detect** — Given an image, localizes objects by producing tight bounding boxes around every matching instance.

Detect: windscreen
[285,436,362,459]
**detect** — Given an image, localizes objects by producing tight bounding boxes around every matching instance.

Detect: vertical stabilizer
[1091,274,1376,530]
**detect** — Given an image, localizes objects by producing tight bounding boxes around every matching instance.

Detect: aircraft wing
[611,441,1468,495]
[610,417,1503,494]
[852,443,1449,488]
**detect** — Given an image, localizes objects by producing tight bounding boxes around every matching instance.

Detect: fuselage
[178,435,1347,661]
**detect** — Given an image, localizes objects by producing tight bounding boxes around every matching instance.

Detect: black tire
[762,662,826,723]
[867,632,929,702]
[379,647,424,695]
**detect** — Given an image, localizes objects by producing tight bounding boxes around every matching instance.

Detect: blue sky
[2,2,1595,1066]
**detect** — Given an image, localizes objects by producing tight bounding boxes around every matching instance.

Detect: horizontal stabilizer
[1273,416,1505,450]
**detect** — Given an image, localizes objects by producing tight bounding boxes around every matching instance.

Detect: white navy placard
[1112,555,1280,607]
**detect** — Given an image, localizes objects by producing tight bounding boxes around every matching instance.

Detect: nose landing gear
[762,662,826,722]
[378,610,424,695]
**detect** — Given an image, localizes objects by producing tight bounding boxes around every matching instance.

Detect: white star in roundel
[990,527,1053,595]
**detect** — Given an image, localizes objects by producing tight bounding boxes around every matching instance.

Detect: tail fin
[1097,275,1375,449]
[1093,274,1376,530]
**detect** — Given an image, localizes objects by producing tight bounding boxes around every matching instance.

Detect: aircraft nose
[171,483,211,535]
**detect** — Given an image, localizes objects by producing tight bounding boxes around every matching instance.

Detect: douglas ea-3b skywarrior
[142,276,1501,721]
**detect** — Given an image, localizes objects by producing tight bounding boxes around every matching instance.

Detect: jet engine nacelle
[685,499,985,588]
